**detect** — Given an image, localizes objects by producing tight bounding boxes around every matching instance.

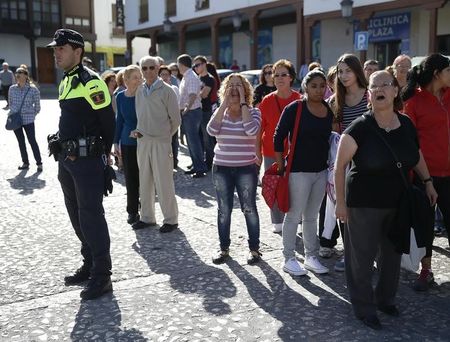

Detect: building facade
[0,0,127,84]
[125,0,304,69]
[303,0,450,69]
[125,0,449,71]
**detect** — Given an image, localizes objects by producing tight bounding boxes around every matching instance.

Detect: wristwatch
[422,177,433,184]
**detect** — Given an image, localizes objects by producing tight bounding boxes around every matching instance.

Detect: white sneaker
[319,247,335,259]
[272,223,282,233]
[282,257,308,276]
[304,256,329,274]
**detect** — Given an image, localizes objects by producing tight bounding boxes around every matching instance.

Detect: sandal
[212,250,230,264]
[247,250,262,265]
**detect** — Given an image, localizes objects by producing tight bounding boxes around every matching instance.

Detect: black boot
[80,276,113,300]
[64,266,91,285]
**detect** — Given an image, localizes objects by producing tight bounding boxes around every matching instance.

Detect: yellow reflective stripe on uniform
[84,78,111,110]
[58,75,112,110]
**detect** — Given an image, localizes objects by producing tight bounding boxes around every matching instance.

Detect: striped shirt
[341,91,368,131]
[207,107,261,167]
[8,83,40,125]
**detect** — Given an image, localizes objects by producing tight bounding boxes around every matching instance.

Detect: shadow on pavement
[7,170,46,195]
[133,228,237,315]
[70,294,147,341]
[227,259,350,340]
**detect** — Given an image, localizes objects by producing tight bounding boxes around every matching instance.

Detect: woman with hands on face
[334,70,437,330]
[273,69,333,277]
[207,74,262,265]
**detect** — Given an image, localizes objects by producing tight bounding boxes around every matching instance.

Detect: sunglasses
[141,65,156,71]
[193,63,204,68]
[263,71,272,76]
[273,73,290,78]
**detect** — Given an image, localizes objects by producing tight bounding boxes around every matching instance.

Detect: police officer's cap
[46,29,84,48]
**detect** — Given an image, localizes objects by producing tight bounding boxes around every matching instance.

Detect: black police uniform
[57,63,115,282]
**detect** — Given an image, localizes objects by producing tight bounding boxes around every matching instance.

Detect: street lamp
[163,15,174,33]
[232,10,242,31]
[340,0,354,19]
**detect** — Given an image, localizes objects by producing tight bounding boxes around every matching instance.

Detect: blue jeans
[182,108,207,173]
[212,164,260,251]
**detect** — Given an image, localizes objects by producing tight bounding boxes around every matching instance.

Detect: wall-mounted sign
[354,31,369,51]
[116,0,125,27]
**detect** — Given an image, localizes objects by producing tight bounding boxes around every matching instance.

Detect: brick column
[149,30,158,56]
[209,18,221,64]
[423,1,446,53]
[249,10,259,69]
[178,24,187,55]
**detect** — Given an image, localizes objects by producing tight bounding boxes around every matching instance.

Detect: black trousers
[58,156,112,277]
[2,85,11,105]
[345,207,401,319]
[121,144,140,215]
[14,122,42,165]
[424,176,450,257]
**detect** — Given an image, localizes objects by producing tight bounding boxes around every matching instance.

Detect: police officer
[47,29,115,300]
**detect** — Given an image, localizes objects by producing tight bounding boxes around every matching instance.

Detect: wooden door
[37,48,55,84]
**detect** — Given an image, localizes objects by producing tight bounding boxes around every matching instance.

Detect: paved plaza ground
[0,99,450,341]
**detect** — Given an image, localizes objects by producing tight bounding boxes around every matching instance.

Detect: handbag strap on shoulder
[284,99,302,177]
[363,113,409,189]
[17,86,31,114]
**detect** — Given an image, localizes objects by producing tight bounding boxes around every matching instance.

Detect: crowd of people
[3,29,449,330]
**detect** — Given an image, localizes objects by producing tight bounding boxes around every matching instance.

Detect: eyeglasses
[193,63,204,68]
[368,81,395,90]
[273,73,289,78]
[159,72,170,77]
[141,65,156,71]
[15,72,26,75]
[263,71,272,76]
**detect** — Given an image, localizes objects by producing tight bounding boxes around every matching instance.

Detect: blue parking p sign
[354,31,369,51]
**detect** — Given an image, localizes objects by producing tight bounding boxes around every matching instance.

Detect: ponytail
[401,65,420,101]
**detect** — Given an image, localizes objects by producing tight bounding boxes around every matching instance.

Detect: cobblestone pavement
[1,99,450,341]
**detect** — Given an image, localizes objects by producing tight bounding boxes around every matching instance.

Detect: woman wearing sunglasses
[257,59,301,233]
[253,64,276,107]
[8,67,42,171]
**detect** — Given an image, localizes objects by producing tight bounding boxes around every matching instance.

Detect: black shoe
[127,213,140,225]
[413,269,434,291]
[80,276,113,300]
[192,172,206,178]
[18,163,29,170]
[360,315,382,330]
[37,164,43,172]
[377,305,400,317]
[64,266,91,285]
[132,220,156,230]
[184,169,196,175]
[160,223,178,233]
[247,250,262,265]
[187,164,193,170]
[212,250,230,264]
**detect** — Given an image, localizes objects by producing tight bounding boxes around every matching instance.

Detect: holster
[47,133,62,161]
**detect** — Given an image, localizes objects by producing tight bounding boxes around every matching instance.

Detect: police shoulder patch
[90,91,106,105]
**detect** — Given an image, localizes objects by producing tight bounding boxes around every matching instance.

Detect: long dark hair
[401,53,450,101]
[333,54,368,122]
[259,64,273,85]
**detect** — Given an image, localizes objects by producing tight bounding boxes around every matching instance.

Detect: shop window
[32,0,59,24]
[139,0,148,23]
[374,41,401,69]
[166,0,176,16]
[438,35,450,55]
[195,0,209,11]
[111,3,124,36]
[1,0,28,21]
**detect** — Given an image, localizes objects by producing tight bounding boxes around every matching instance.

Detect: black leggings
[424,176,450,257]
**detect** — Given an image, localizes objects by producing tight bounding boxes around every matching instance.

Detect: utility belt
[47,133,104,160]
[61,136,105,158]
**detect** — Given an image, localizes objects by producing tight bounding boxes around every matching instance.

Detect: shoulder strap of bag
[284,100,302,177]
[17,86,31,114]
[363,113,410,189]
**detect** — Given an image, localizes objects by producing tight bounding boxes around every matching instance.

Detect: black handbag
[364,114,431,254]
[5,87,31,131]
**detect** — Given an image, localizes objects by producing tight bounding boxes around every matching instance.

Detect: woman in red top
[257,59,301,233]
[402,53,450,291]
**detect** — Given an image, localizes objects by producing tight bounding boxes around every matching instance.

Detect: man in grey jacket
[0,62,15,109]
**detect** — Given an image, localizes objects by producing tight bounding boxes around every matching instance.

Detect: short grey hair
[139,55,159,67]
